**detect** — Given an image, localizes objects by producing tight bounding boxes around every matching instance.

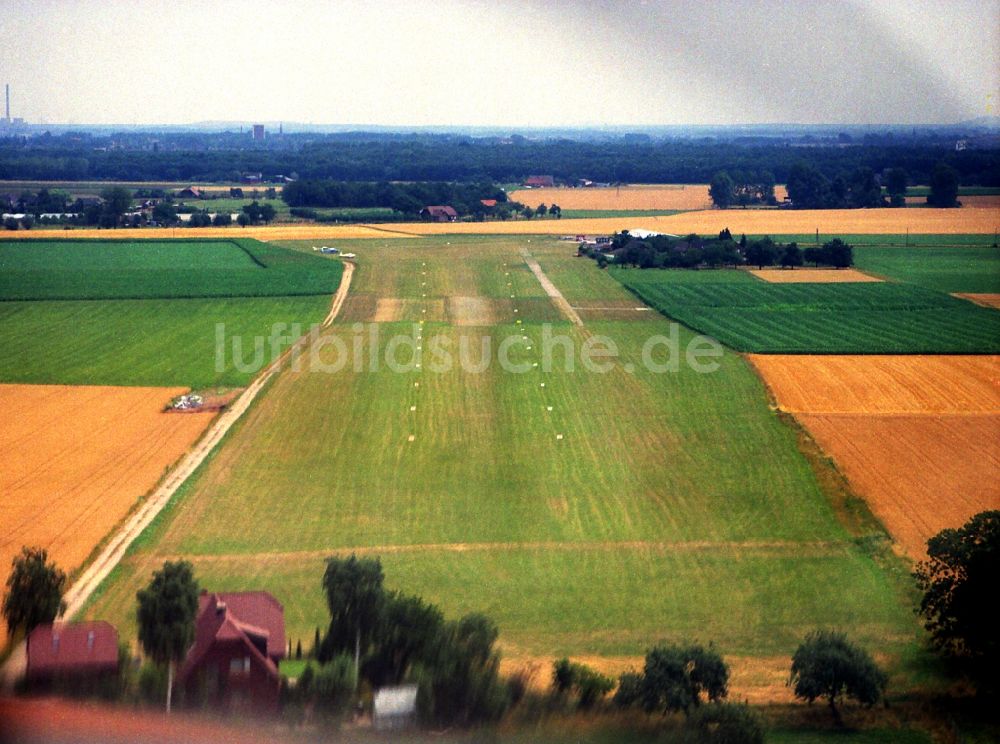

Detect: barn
[420,205,458,222]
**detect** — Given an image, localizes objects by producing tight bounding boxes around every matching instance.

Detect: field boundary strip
[150,539,851,564]
[58,262,355,622]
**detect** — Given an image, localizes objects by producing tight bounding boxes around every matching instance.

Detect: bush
[137,662,167,705]
[614,671,643,708]
[550,658,614,709]
[311,655,355,714]
[684,703,764,744]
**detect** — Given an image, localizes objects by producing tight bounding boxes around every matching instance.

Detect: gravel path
[519,247,584,326]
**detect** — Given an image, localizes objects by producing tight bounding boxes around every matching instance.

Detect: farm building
[26,621,119,683]
[177,591,286,713]
[373,684,418,730]
[176,187,204,199]
[523,175,555,188]
[420,205,458,222]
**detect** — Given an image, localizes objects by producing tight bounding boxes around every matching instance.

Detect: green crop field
[853,245,1000,294]
[0,295,332,387]
[0,237,344,386]
[83,236,921,687]
[0,238,343,300]
[611,267,1000,353]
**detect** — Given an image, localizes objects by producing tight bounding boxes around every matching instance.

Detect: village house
[177,591,286,713]
[176,186,204,199]
[419,205,458,222]
[523,175,555,188]
[26,621,119,683]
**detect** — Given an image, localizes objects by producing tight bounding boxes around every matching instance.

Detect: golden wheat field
[750,355,1000,559]
[0,384,216,643]
[10,204,999,241]
[750,268,883,283]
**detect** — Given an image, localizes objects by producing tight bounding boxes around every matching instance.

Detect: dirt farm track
[5,205,999,242]
[0,385,215,643]
[750,355,1000,559]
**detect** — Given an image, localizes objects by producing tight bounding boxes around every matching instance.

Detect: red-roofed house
[177,591,286,712]
[524,175,555,188]
[419,205,458,222]
[176,187,204,199]
[26,622,119,682]
[480,199,498,208]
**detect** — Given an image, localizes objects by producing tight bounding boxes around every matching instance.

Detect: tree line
[594,230,854,271]
[281,179,508,218]
[710,161,962,210]
[2,134,997,185]
[4,510,997,727]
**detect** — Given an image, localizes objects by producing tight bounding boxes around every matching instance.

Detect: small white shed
[373,684,418,731]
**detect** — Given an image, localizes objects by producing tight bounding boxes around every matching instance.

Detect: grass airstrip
[5,230,995,706]
[81,236,924,702]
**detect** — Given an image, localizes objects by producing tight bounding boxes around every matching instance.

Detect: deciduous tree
[789,630,885,724]
[136,561,200,713]
[914,510,999,689]
[927,162,960,207]
[2,546,66,637]
[321,554,385,689]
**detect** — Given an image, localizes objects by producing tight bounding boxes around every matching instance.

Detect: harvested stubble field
[612,269,1000,354]
[750,355,1000,559]
[954,293,1000,309]
[84,236,920,699]
[0,384,215,643]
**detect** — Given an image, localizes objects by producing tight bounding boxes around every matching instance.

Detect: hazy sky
[2,0,997,127]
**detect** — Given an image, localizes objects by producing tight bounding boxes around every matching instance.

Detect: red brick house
[420,205,458,222]
[26,622,119,682]
[177,591,286,713]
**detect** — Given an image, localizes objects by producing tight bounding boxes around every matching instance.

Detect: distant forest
[1,132,998,185]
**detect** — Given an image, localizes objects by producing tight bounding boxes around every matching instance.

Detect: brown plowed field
[747,355,1000,414]
[798,413,1000,559]
[0,384,215,640]
[750,268,883,283]
[750,355,1000,558]
[8,204,999,242]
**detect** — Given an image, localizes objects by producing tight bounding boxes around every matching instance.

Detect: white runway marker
[410,405,416,411]
[415,382,420,387]
[546,405,553,411]
[540,382,546,387]
[408,435,416,442]
[556,434,563,440]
